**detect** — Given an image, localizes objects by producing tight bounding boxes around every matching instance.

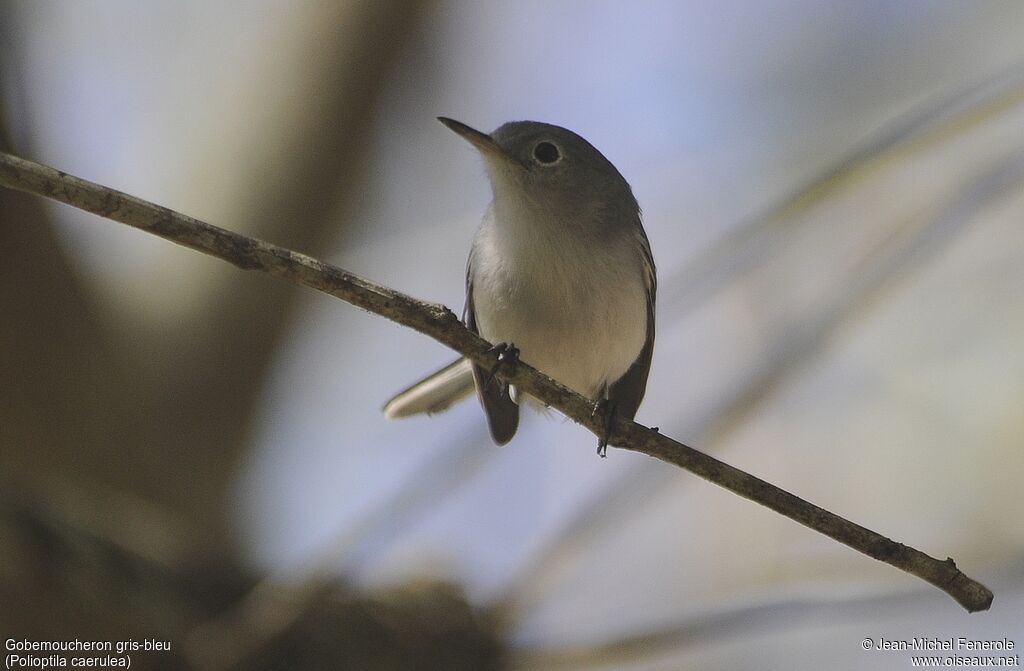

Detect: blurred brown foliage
[0,2,504,668]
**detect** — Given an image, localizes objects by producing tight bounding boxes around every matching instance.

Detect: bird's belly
[473,265,647,400]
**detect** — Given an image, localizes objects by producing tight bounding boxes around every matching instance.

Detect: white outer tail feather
[383,357,476,418]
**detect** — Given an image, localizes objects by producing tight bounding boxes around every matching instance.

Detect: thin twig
[0,150,994,613]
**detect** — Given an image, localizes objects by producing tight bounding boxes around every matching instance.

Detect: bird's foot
[487,342,520,379]
[592,398,618,458]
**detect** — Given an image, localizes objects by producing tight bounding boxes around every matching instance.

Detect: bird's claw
[487,342,520,379]
[592,398,617,458]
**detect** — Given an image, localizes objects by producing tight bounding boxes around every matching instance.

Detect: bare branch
[0,150,994,613]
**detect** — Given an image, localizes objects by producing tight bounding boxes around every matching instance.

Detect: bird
[384,118,655,455]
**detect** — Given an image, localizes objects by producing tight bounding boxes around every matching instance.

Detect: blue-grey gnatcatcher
[385,118,656,454]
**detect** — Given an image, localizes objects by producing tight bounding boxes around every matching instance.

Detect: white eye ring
[533,141,561,165]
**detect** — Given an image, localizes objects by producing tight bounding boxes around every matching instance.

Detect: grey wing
[606,226,656,421]
[465,255,520,445]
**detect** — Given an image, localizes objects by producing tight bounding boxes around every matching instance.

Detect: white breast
[469,205,648,400]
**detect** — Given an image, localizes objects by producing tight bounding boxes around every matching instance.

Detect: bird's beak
[438,117,516,166]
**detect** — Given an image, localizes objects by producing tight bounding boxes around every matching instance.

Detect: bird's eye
[533,141,561,164]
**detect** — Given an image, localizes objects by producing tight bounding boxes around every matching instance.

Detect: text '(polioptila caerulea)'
[384,118,656,455]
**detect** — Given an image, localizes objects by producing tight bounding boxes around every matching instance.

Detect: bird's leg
[592,396,617,458]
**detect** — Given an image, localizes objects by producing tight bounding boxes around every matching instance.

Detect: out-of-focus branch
[511,564,1024,670]
[0,485,502,671]
[0,19,141,509]
[0,151,994,614]
[184,424,498,670]
[133,0,434,551]
[661,60,1024,323]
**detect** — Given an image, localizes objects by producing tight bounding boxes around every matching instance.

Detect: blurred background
[2,1,1023,669]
